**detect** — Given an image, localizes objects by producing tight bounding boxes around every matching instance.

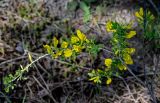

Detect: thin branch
[147,0,160,16]
[117,75,135,100]
[33,76,58,103]
[11,54,49,82]
[0,56,27,66]
[99,47,113,54]
[0,91,11,103]
[127,67,145,86]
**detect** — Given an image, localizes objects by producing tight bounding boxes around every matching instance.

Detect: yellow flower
[64,48,72,58]
[105,58,112,67]
[135,7,143,20]
[125,31,136,38]
[73,45,82,52]
[106,78,112,85]
[61,41,68,48]
[53,37,58,47]
[123,54,133,64]
[71,36,79,44]
[124,48,135,54]
[77,29,87,42]
[53,50,62,58]
[135,8,154,21]
[118,64,127,71]
[106,21,116,32]
[139,7,144,16]
[57,51,62,55]
[43,45,52,54]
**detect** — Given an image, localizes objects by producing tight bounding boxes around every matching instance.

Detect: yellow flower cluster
[106,21,116,32]
[135,7,154,21]
[43,45,52,54]
[117,47,135,68]
[122,47,135,65]
[70,30,89,53]
[70,30,89,44]
[73,45,82,52]
[105,21,136,71]
[53,37,58,47]
[44,29,90,59]
[87,8,154,86]
[135,8,144,20]
[104,58,112,68]
[106,78,112,85]
[53,50,62,59]
[71,36,79,44]
[125,31,136,39]
[44,21,136,86]
[61,41,68,48]
[64,49,72,57]
[77,30,87,42]
[123,54,133,65]
[44,38,64,59]
[97,20,136,85]
[117,64,127,71]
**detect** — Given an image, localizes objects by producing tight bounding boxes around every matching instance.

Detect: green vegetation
[135,7,160,49]
[3,21,137,92]
[68,0,98,22]
[1,0,160,102]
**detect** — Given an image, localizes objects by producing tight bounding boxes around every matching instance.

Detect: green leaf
[80,1,91,22]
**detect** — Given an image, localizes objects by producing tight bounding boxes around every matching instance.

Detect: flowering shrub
[88,21,136,85]
[44,21,136,85]
[3,12,137,93]
[44,29,102,63]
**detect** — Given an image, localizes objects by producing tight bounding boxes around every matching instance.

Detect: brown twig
[33,76,58,103]
[0,55,27,66]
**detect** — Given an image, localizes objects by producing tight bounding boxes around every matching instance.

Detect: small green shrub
[68,0,98,22]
